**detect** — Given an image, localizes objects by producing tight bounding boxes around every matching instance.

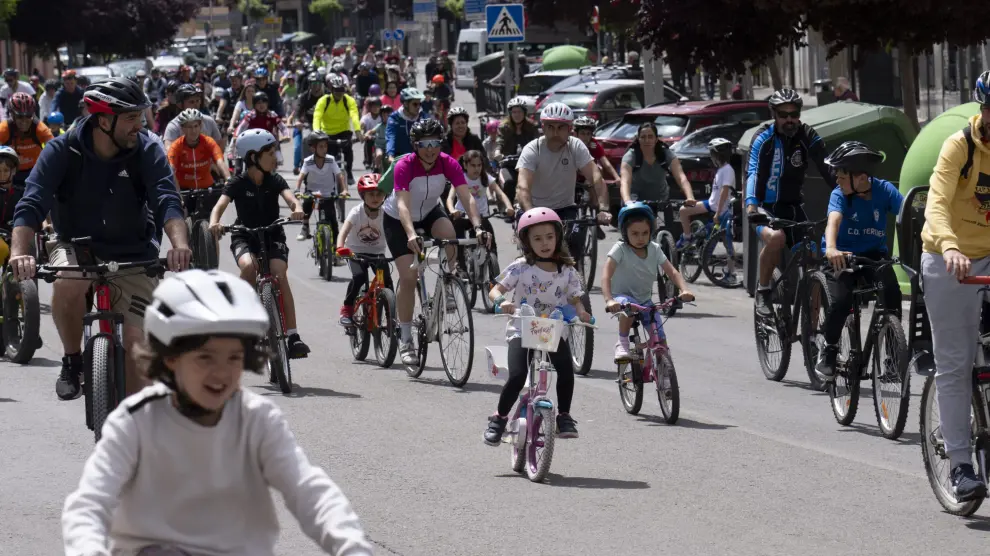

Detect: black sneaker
[556,413,579,439]
[951,464,988,502]
[484,414,508,446]
[55,355,83,401]
[755,287,773,317]
[816,344,839,379]
[288,334,310,359]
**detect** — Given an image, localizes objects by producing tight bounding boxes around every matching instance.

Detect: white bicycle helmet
[0,145,18,168]
[326,74,345,90]
[144,269,269,347]
[540,102,575,123]
[506,97,527,112]
[708,137,733,151]
[235,128,277,160]
[175,108,203,126]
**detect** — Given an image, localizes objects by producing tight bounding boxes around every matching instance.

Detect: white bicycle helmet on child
[506,97,528,113]
[235,129,278,160]
[540,102,575,123]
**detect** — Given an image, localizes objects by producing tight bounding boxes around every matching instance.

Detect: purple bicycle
[613,299,681,423]
[486,308,597,482]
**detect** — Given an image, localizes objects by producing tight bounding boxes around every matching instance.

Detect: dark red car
[593,99,771,171]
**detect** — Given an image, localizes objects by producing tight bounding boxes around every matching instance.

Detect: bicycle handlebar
[492,312,598,328]
[180,185,223,198]
[408,237,479,270]
[830,255,917,278]
[223,218,302,234]
[960,276,990,285]
[36,258,168,283]
[295,191,350,200]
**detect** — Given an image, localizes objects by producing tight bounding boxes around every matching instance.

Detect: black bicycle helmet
[174,83,198,103]
[446,106,468,123]
[824,141,884,175]
[165,80,180,95]
[410,118,444,141]
[83,77,151,115]
[768,88,803,109]
[306,130,330,147]
[976,71,990,105]
[44,78,59,90]
[573,116,597,131]
[252,91,269,105]
[3,68,17,78]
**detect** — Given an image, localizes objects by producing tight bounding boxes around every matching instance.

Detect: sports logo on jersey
[561,158,569,166]
[790,149,803,168]
[850,212,858,222]
[873,209,880,222]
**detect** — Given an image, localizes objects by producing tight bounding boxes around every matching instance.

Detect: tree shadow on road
[410,375,503,394]
[670,312,734,319]
[834,421,921,445]
[780,379,828,396]
[577,368,617,381]
[637,414,735,430]
[254,384,362,399]
[0,397,16,402]
[17,356,61,368]
[544,473,650,489]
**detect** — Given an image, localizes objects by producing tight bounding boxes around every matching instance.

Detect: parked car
[152,56,184,74]
[515,69,583,113]
[77,66,112,85]
[593,99,771,171]
[536,79,645,125]
[535,65,661,108]
[108,58,153,79]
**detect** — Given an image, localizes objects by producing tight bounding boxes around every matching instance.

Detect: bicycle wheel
[655,231,679,317]
[828,314,860,426]
[678,243,703,284]
[319,226,334,281]
[87,335,115,442]
[350,288,371,361]
[374,288,398,368]
[336,197,346,223]
[261,284,292,394]
[526,405,556,483]
[195,220,218,269]
[438,277,474,387]
[583,225,598,289]
[465,248,479,310]
[479,252,501,313]
[754,267,791,381]
[801,272,831,392]
[618,360,644,415]
[872,314,910,440]
[920,376,985,515]
[3,275,39,364]
[569,293,594,376]
[654,349,679,424]
[315,229,327,276]
[406,287,429,378]
[701,228,738,288]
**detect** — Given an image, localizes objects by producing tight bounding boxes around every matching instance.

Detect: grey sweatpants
[922,252,990,467]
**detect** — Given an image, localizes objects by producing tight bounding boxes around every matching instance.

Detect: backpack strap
[58,124,146,205]
[962,125,977,180]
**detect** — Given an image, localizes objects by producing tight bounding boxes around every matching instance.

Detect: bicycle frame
[766,222,824,337]
[352,255,392,334]
[838,260,901,378]
[254,228,288,331]
[621,300,675,382]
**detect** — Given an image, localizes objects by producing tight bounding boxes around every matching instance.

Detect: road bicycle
[561,215,597,377]
[486,306,597,482]
[456,222,500,312]
[613,299,683,423]
[37,240,166,442]
[338,251,398,368]
[748,214,828,391]
[222,218,302,394]
[642,199,689,317]
[296,190,348,281]
[180,185,222,270]
[0,228,40,364]
[811,256,911,438]
[405,235,478,387]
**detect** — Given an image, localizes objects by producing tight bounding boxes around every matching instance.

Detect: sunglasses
[416,139,442,149]
[408,101,422,108]
[777,110,801,119]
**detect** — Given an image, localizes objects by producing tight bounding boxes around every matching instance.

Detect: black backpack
[961,125,979,179]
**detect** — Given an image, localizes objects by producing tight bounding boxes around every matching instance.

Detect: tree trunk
[768,56,784,91]
[898,43,920,131]
[719,75,730,99]
[690,69,701,100]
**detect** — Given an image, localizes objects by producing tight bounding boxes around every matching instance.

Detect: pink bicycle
[613,300,680,423]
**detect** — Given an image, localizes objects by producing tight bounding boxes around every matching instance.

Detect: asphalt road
[1,83,988,556]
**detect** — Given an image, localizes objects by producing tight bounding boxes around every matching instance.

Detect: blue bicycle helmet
[975,71,990,105]
[46,112,65,125]
[617,201,656,242]
[254,67,268,78]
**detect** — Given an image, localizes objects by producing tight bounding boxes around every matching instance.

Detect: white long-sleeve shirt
[62,383,373,556]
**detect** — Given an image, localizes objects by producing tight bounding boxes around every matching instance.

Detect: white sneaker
[614,342,632,361]
[399,341,418,365]
[723,273,739,286]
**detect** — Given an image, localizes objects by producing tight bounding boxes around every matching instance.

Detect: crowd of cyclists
[0,35,986,552]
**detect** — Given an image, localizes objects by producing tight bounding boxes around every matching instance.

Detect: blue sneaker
[675,234,690,250]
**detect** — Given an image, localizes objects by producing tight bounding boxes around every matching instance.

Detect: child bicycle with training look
[336,173,390,326]
[484,208,591,445]
[603,202,695,361]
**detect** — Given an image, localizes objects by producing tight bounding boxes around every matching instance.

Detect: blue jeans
[292,128,303,169]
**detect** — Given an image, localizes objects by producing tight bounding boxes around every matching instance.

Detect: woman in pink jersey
[381,118,488,366]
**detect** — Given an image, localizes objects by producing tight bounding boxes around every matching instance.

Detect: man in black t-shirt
[209,129,311,358]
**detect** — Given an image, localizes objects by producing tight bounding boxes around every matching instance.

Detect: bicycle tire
[511,426,527,473]
[755,267,791,381]
[872,314,910,440]
[701,228,738,288]
[3,275,39,364]
[439,277,474,387]
[480,253,500,313]
[374,288,398,368]
[584,225,598,289]
[570,292,594,376]
[350,286,371,361]
[801,272,831,392]
[196,220,218,269]
[618,360,644,415]
[315,228,327,276]
[406,287,429,378]
[655,350,679,424]
[527,405,556,483]
[828,314,860,426]
[336,197,346,224]
[262,284,292,394]
[678,242,703,284]
[320,226,334,282]
[656,231,679,317]
[88,335,115,442]
[920,375,986,515]
[465,250,478,310]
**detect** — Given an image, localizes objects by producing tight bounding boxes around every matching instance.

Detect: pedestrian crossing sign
[486,4,525,43]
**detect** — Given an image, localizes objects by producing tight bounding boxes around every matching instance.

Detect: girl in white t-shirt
[483,208,591,446]
[446,150,514,268]
[336,173,390,326]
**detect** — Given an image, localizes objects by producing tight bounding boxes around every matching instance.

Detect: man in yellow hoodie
[920,71,990,502]
[313,74,361,186]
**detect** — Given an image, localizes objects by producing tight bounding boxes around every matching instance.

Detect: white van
[455,25,499,90]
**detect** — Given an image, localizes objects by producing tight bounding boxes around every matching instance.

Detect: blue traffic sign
[393,29,405,40]
[382,29,393,41]
[465,0,485,18]
[486,4,524,43]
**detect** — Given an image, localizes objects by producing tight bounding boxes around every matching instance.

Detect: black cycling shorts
[754,202,807,248]
[230,233,289,263]
[382,204,450,258]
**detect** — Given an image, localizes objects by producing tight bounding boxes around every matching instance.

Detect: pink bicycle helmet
[485,119,500,135]
[517,207,564,250]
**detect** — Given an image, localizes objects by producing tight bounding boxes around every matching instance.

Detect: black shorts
[230,233,289,263]
[383,204,450,258]
[754,202,807,248]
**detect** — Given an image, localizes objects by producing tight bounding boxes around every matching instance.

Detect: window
[611,91,642,110]
[457,43,479,63]
[725,111,761,123]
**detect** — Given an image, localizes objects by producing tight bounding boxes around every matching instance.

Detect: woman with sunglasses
[381,118,489,366]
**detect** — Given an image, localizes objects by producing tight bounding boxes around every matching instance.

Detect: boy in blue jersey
[816,142,903,378]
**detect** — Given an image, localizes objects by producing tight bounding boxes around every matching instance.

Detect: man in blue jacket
[385,88,426,162]
[9,77,192,402]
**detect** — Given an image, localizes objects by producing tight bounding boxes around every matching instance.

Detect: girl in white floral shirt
[483,208,591,444]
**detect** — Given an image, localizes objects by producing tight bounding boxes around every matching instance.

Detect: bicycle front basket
[519,317,564,352]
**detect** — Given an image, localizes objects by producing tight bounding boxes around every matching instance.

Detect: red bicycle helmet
[8,92,36,118]
[357,173,381,194]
